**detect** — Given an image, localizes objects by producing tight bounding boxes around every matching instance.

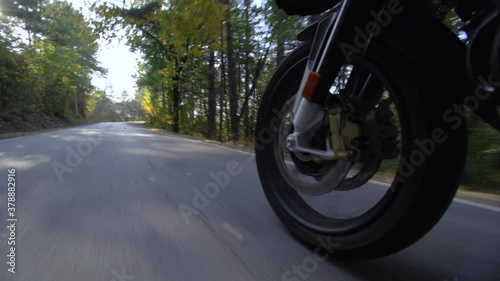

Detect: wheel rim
[267,56,405,234]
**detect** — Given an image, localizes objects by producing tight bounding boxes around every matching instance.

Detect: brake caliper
[329,97,400,161]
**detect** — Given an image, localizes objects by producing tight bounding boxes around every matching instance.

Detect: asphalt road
[0,122,499,281]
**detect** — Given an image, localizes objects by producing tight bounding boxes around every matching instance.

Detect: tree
[93,0,224,133]
[91,0,305,142]
[0,0,102,133]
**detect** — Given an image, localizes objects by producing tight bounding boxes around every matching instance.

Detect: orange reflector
[302,72,321,101]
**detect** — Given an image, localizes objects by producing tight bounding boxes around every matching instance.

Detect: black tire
[254,41,467,259]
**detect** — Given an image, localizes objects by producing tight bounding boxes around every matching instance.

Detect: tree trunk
[219,46,226,142]
[224,1,239,141]
[74,95,82,119]
[172,84,180,133]
[172,58,181,133]
[207,51,216,139]
[161,87,166,110]
[243,0,251,139]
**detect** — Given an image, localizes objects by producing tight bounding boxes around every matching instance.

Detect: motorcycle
[255,0,500,259]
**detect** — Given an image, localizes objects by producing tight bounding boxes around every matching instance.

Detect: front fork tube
[289,0,384,159]
[291,4,344,135]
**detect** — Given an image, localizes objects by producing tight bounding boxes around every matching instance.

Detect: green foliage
[0,0,102,133]
[92,0,228,133]
[462,116,500,192]
[86,89,146,122]
[91,0,305,138]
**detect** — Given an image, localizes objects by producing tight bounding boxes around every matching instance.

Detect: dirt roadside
[0,118,94,141]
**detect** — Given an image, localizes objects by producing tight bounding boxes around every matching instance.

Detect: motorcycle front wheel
[255,41,467,259]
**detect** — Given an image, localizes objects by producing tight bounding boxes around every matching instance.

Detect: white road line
[148,129,500,213]
[369,180,500,212]
[452,198,500,213]
[368,180,391,187]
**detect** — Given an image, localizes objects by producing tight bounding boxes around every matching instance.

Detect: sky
[70,0,141,101]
